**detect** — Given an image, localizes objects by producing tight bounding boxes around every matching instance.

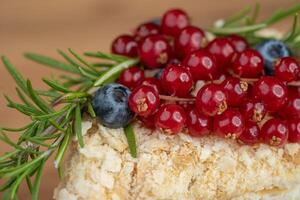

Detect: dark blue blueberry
[149,18,161,26]
[154,68,164,79]
[255,39,291,75]
[92,83,134,128]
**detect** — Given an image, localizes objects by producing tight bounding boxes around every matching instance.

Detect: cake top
[1,4,300,199]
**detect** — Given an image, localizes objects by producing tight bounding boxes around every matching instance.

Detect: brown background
[0,0,298,199]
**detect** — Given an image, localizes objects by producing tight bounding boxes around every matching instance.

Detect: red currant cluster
[112,8,300,146]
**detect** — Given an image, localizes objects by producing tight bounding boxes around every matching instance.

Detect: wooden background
[0,0,299,199]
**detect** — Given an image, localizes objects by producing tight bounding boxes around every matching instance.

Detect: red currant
[155,104,187,134]
[196,83,228,116]
[232,49,264,78]
[213,109,245,139]
[161,8,190,37]
[182,50,218,81]
[205,37,235,70]
[118,67,145,90]
[138,34,172,68]
[134,22,161,40]
[186,108,212,137]
[175,26,206,58]
[238,121,260,145]
[129,85,160,116]
[279,87,300,118]
[111,34,138,57]
[141,77,162,93]
[221,77,248,106]
[252,77,287,112]
[240,98,266,122]
[287,118,300,143]
[138,114,156,129]
[261,118,288,146]
[274,57,300,82]
[227,34,249,53]
[160,64,194,97]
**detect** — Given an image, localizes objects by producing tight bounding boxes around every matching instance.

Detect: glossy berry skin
[240,99,266,122]
[186,108,212,137]
[213,109,245,139]
[134,22,161,40]
[205,38,235,70]
[227,34,249,53]
[175,26,206,58]
[161,8,190,37]
[221,77,248,106]
[274,57,300,82]
[111,35,138,57]
[160,64,194,97]
[252,77,287,112]
[155,104,187,134]
[182,50,218,81]
[129,85,160,116]
[138,34,172,68]
[141,77,162,93]
[196,83,228,117]
[256,39,291,75]
[238,121,260,145]
[279,87,300,118]
[118,67,145,90]
[287,118,300,143]
[232,49,264,78]
[261,118,289,147]
[92,83,133,128]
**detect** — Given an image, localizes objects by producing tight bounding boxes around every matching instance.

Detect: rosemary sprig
[0,51,138,199]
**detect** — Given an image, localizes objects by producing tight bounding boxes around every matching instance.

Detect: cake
[53,119,300,200]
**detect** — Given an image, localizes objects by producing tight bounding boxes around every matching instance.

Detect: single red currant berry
[238,121,260,145]
[240,99,266,122]
[118,67,145,90]
[138,34,172,68]
[261,118,289,147]
[205,37,235,70]
[196,83,228,117]
[160,64,194,97]
[232,49,264,78]
[182,50,218,81]
[111,34,138,57]
[213,109,245,139]
[221,77,248,106]
[252,77,288,112]
[186,108,212,137]
[287,118,300,143]
[161,8,190,37]
[175,26,206,58]
[141,77,162,93]
[134,22,161,40]
[227,34,249,53]
[155,104,187,134]
[138,114,156,129]
[129,85,160,116]
[279,87,300,118]
[274,57,300,82]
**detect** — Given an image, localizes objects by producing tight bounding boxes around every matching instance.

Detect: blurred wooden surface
[0,0,299,199]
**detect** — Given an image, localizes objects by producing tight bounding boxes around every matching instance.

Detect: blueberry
[92,83,134,128]
[256,39,291,75]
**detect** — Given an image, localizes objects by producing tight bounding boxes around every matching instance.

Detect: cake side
[54,120,300,200]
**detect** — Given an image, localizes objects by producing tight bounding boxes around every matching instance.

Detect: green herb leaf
[124,124,137,158]
[87,101,96,118]
[94,58,139,86]
[57,49,80,67]
[84,51,128,62]
[74,104,84,148]
[25,53,81,74]
[43,79,72,93]
[54,127,71,168]
[32,158,46,200]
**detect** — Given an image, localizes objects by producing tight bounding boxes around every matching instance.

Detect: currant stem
[159,95,195,102]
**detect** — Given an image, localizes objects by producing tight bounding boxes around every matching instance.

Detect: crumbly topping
[54,120,300,200]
